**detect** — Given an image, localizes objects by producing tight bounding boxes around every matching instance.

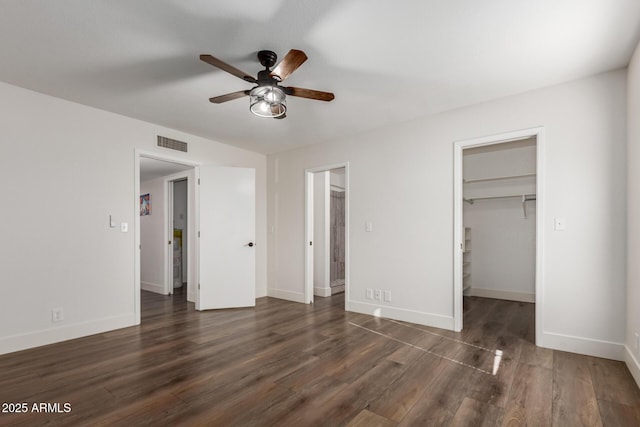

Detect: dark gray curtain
[330,190,345,284]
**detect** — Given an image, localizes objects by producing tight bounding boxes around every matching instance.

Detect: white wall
[463,142,537,301]
[313,171,330,297]
[627,41,640,385]
[0,81,267,354]
[267,69,627,359]
[140,177,166,294]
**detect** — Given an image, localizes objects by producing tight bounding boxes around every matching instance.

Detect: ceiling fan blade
[284,86,335,102]
[209,90,250,104]
[200,54,256,83]
[270,49,308,82]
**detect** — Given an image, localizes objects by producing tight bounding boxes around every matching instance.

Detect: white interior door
[197,166,255,310]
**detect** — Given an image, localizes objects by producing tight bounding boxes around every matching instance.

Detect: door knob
[247,242,254,247]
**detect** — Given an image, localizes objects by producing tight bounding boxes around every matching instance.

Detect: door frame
[135,149,200,324]
[304,162,350,308]
[452,127,545,344]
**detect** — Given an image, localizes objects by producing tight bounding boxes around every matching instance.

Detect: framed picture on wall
[140,193,151,216]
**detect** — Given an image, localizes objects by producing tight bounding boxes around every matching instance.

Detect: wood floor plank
[519,339,554,370]
[90,389,186,427]
[335,357,410,405]
[502,300,535,343]
[596,399,640,427]
[368,353,449,422]
[552,351,602,427]
[182,381,295,426]
[265,375,351,425]
[501,363,553,426]
[450,397,504,427]
[397,358,474,426]
[347,409,396,427]
[461,298,514,350]
[0,291,638,426]
[465,334,523,408]
[588,356,640,407]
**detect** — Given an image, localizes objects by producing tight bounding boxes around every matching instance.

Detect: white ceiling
[1,1,639,154]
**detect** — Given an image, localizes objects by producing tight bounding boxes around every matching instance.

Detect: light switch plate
[554,218,566,231]
[121,222,128,233]
[52,308,64,323]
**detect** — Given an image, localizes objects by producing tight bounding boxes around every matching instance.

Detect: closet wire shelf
[464,194,536,218]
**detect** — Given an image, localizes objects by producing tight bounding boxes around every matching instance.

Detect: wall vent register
[157,135,188,152]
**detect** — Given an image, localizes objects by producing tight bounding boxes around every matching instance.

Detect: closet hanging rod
[464,193,536,205]
[464,173,536,184]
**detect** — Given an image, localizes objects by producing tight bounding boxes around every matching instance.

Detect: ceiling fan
[200,49,334,119]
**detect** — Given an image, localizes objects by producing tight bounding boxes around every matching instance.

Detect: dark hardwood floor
[1,291,639,426]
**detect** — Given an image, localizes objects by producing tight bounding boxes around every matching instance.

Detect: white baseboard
[348,300,454,330]
[624,345,640,389]
[469,288,535,303]
[141,281,166,295]
[314,287,332,297]
[0,313,137,355]
[267,288,307,304]
[539,331,624,361]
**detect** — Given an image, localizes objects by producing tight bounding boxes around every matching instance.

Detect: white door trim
[304,162,350,309]
[135,149,200,324]
[453,127,545,344]
[166,177,174,295]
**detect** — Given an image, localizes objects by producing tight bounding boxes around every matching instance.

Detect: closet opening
[463,137,537,341]
[453,128,544,345]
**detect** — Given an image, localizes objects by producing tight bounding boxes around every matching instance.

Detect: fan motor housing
[257,50,277,68]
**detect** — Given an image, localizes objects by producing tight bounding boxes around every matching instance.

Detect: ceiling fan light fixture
[249,86,287,118]
[201,49,334,118]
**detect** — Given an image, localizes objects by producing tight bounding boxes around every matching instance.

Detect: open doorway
[169,178,188,300]
[453,128,544,344]
[138,155,195,320]
[135,151,257,324]
[305,163,349,308]
[462,138,537,342]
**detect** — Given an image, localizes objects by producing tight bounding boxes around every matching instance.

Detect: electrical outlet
[366,288,373,300]
[374,289,381,300]
[52,308,64,323]
[383,290,391,302]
